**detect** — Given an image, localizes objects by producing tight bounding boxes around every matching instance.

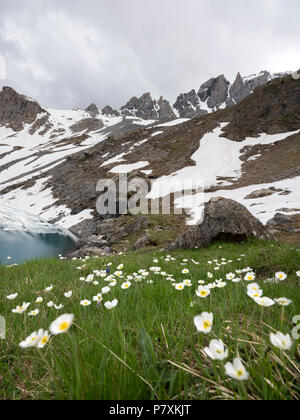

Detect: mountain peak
[0,86,45,131]
[85,103,99,115]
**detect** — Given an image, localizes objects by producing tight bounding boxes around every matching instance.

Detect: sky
[0,0,299,110]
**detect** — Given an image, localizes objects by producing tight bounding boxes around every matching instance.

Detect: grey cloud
[0,0,299,109]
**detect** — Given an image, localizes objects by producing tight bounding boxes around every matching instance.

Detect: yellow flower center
[203,321,211,330]
[41,336,48,344]
[236,369,244,377]
[59,322,69,331]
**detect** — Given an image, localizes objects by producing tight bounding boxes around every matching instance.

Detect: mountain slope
[0,73,299,246]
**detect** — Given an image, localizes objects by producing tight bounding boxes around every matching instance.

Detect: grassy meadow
[0,239,299,400]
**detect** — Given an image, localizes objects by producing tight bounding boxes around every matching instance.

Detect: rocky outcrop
[173,90,208,118]
[70,118,104,133]
[169,197,269,249]
[157,96,176,121]
[198,75,229,110]
[121,93,158,120]
[0,86,46,131]
[121,92,175,121]
[133,232,157,251]
[244,187,282,199]
[172,71,284,119]
[228,71,271,106]
[102,105,120,117]
[85,103,99,116]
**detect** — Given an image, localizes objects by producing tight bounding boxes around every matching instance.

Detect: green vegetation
[0,239,299,400]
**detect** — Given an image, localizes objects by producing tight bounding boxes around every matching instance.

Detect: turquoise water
[0,204,77,265]
[0,229,76,265]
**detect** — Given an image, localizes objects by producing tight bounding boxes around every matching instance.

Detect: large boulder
[169,197,269,249]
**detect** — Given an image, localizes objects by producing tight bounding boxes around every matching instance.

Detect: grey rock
[121,92,158,120]
[0,86,46,131]
[133,233,156,251]
[173,90,208,118]
[157,96,176,121]
[228,71,271,105]
[70,118,104,133]
[198,75,229,110]
[121,92,175,121]
[266,213,293,227]
[244,187,281,200]
[69,218,98,238]
[85,103,99,116]
[77,235,107,249]
[169,197,269,249]
[102,105,120,117]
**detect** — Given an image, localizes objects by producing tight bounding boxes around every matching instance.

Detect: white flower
[80,300,91,307]
[296,271,300,277]
[19,329,44,348]
[247,283,263,299]
[85,274,94,283]
[54,304,64,310]
[117,264,124,270]
[194,312,213,334]
[182,269,189,274]
[35,297,43,303]
[28,309,39,316]
[93,281,99,286]
[196,286,210,298]
[7,293,18,300]
[104,299,118,310]
[244,272,256,281]
[114,271,123,277]
[109,280,117,287]
[225,358,249,381]
[207,272,213,278]
[93,293,103,303]
[226,273,235,280]
[64,291,73,298]
[232,278,241,283]
[216,280,227,288]
[183,279,192,287]
[47,301,54,308]
[101,286,111,294]
[175,283,185,291]
[12,302,30,314]
[275,272,287,281]
[270,332,293,350]
[274,298,292,307]
[204,339,228,360]
[45,285,53,292]
[50,314,74,335]
[198,280,205,285]
[121,281,131,290]
[150,266,161,272]
[253,297,275,307]
[37,331,51,349]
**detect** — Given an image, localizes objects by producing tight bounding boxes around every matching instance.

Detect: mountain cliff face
[0,71,299,248]
[120,92,175,121]
[0,86,46,131]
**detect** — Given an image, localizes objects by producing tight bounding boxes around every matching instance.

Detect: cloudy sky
[0,0,299,110]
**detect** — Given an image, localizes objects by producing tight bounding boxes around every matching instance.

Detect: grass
[0,239,299,400]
